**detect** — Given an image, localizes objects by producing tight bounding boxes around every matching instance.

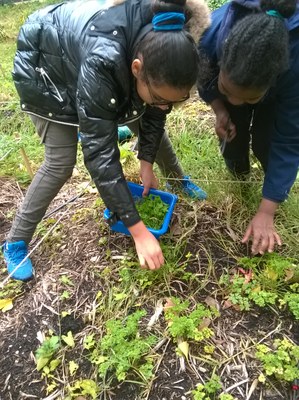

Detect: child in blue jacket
[198,0,299,255]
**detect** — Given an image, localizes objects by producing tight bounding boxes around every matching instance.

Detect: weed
[0,279,23,299]
[65,379,99,400]
[35,335,60,371]
[256,338,299,382]
[118,240,194,292]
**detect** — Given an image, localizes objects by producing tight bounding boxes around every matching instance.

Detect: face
[131,58,190,110]
[218,71,268,105]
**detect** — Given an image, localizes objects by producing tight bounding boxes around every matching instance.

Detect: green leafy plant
[65,379,99,399]
[281,283,299,319]
[222,254,299,316]
[256,338,299,382]
[165,298,219,342]
[35,335,60,371]
[192,375,222,399]
[135,194,168,230]
[90,310,157,382]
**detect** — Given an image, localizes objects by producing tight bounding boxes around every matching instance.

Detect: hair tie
[152,12,185,31]
[266,10,284,20]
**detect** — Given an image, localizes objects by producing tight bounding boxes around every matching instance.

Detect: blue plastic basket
[103,182,178,238]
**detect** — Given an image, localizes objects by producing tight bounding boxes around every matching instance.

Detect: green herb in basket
[135,195,168,230]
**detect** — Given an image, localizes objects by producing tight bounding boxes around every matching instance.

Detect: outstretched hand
[242,210,282,255]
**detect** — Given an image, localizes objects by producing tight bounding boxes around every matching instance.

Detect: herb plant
[256,338,299,382]
[90,310,158,382]
[222,253,299,318]
[191,375,237,399]
[165,298,219,342]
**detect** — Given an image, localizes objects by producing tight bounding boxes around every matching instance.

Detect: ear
[131,58,143,78]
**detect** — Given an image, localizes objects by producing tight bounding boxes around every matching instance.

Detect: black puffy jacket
[13,0,210,227]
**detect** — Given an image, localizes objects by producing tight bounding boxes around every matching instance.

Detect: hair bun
[152,0,186,15]
[260,0,297,19]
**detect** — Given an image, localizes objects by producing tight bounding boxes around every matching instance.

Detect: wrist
[258,198,279,216]
[128,220,148,238]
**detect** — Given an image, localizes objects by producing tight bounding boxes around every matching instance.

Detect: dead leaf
[198,317,211,330]
[147,299,164,329]
[225,225,238,241]
[177,341,189,359]
[285,267,299,283]
[222,299,241,311]
[163,298,175,311]
[238,268,253,284]
[0,298,13,312]
[204,296,220,311]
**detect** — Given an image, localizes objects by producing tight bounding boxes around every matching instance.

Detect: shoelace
[8,248,27,264]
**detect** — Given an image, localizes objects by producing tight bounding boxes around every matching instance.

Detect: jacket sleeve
[77,56,141,228]
[137,105,169,164]
[262,69,299,202]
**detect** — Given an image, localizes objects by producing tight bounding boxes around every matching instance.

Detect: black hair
[220,0,297,89]
[136,0,200,89]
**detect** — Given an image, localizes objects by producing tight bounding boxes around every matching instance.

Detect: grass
[0,1,299,399]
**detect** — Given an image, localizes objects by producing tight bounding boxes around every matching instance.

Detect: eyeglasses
[143,69,190,107]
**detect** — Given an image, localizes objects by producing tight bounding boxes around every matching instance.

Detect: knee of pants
[41,161,75,182]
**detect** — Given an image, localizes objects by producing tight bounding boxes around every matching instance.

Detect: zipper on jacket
[35,67,64,103]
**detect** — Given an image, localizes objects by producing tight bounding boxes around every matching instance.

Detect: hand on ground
[242,211,282,254]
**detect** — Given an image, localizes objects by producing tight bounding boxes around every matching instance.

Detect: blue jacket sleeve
[263,68,299,202]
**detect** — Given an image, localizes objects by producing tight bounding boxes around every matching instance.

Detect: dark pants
[222,100,275,176]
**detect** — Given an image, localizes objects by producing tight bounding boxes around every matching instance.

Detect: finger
[251,232,262,254]
[146,256,158,271]
[216,128,227,140]
[274,232,282,246]
[267,235,275,253]
[158,252,164,266]
[259,236,269,255]
[138,254,147,269]
[227,126,237,142]
[242,225,252,243]
[142,186,149,197]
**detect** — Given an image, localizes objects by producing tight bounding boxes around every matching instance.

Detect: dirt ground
[0,176,298,400]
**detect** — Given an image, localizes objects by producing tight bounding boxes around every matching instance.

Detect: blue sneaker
[166,176,207,200]
[2,241,34,281]
[118,126,133,142]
